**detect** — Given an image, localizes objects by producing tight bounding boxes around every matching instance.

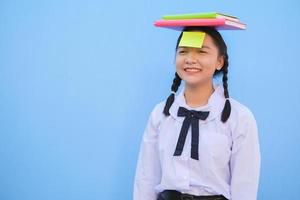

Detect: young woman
[134,26,261,200]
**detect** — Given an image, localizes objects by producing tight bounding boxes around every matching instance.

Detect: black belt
[157,190,228,200]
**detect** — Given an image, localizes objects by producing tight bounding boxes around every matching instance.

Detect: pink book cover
[154,18,246,30]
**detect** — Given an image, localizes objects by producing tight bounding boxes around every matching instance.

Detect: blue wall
[1,0,300,199]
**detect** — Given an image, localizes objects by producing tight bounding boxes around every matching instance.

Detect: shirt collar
[169,84,225,123]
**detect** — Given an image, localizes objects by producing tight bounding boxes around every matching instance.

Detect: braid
[221,54,231,123]
[163,72,182,116]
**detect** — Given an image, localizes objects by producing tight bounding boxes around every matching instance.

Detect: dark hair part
[163,26,231,123]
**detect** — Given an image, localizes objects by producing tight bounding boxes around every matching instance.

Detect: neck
[184,81,215,108]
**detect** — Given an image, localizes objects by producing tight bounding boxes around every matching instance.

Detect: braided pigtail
[221,54,231,123]
[163,72,182,116]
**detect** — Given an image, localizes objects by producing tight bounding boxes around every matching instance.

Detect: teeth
[185,68,200,72]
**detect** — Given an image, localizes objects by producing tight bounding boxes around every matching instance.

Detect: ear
[216,55,225,70]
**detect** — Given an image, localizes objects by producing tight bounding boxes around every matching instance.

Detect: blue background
[1,0,299,199]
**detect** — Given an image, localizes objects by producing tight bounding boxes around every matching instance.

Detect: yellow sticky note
[178,32,205,48]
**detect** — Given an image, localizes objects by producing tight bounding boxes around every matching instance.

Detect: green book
[162,12,239,22]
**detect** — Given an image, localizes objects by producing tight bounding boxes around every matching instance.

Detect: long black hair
[163,26,231,123]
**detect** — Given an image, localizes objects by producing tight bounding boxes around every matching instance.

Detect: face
[175,33,224,87]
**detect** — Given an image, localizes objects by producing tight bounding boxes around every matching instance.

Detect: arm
[134,106,162,200]
[230,111,261,200]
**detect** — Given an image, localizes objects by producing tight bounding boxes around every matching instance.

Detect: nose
[184,54,197,65]
[185,59,196,65]
[183,51,199,65]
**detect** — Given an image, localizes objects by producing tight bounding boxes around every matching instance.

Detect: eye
[197,50,207,54]
[177,50,187,54]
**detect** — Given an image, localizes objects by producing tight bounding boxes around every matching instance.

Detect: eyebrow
[201,45,211,49]
[177,46,211,50]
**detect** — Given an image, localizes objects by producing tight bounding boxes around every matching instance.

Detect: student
[134,23,261,200]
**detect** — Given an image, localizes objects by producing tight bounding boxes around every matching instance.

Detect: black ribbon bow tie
[174,106,209,160]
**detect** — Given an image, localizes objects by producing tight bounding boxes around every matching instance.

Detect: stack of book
[154,12,246,30]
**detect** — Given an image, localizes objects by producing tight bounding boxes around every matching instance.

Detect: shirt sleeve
[134,105,163,200]
[230,110,261,200]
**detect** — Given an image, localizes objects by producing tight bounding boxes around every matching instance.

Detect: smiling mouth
[184,67,202,72]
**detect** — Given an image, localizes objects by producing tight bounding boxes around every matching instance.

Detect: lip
[184,67,202,74]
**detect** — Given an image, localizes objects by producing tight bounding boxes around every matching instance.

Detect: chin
[184,80,203,87]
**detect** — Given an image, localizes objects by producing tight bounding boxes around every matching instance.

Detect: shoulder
[142,100,166,140]
[215,84,255,123]
[229,98,255,120]
[228,97,257,135]
[148,100,167,129]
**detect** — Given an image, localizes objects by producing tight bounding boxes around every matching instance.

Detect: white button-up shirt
[134,84,261,200]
